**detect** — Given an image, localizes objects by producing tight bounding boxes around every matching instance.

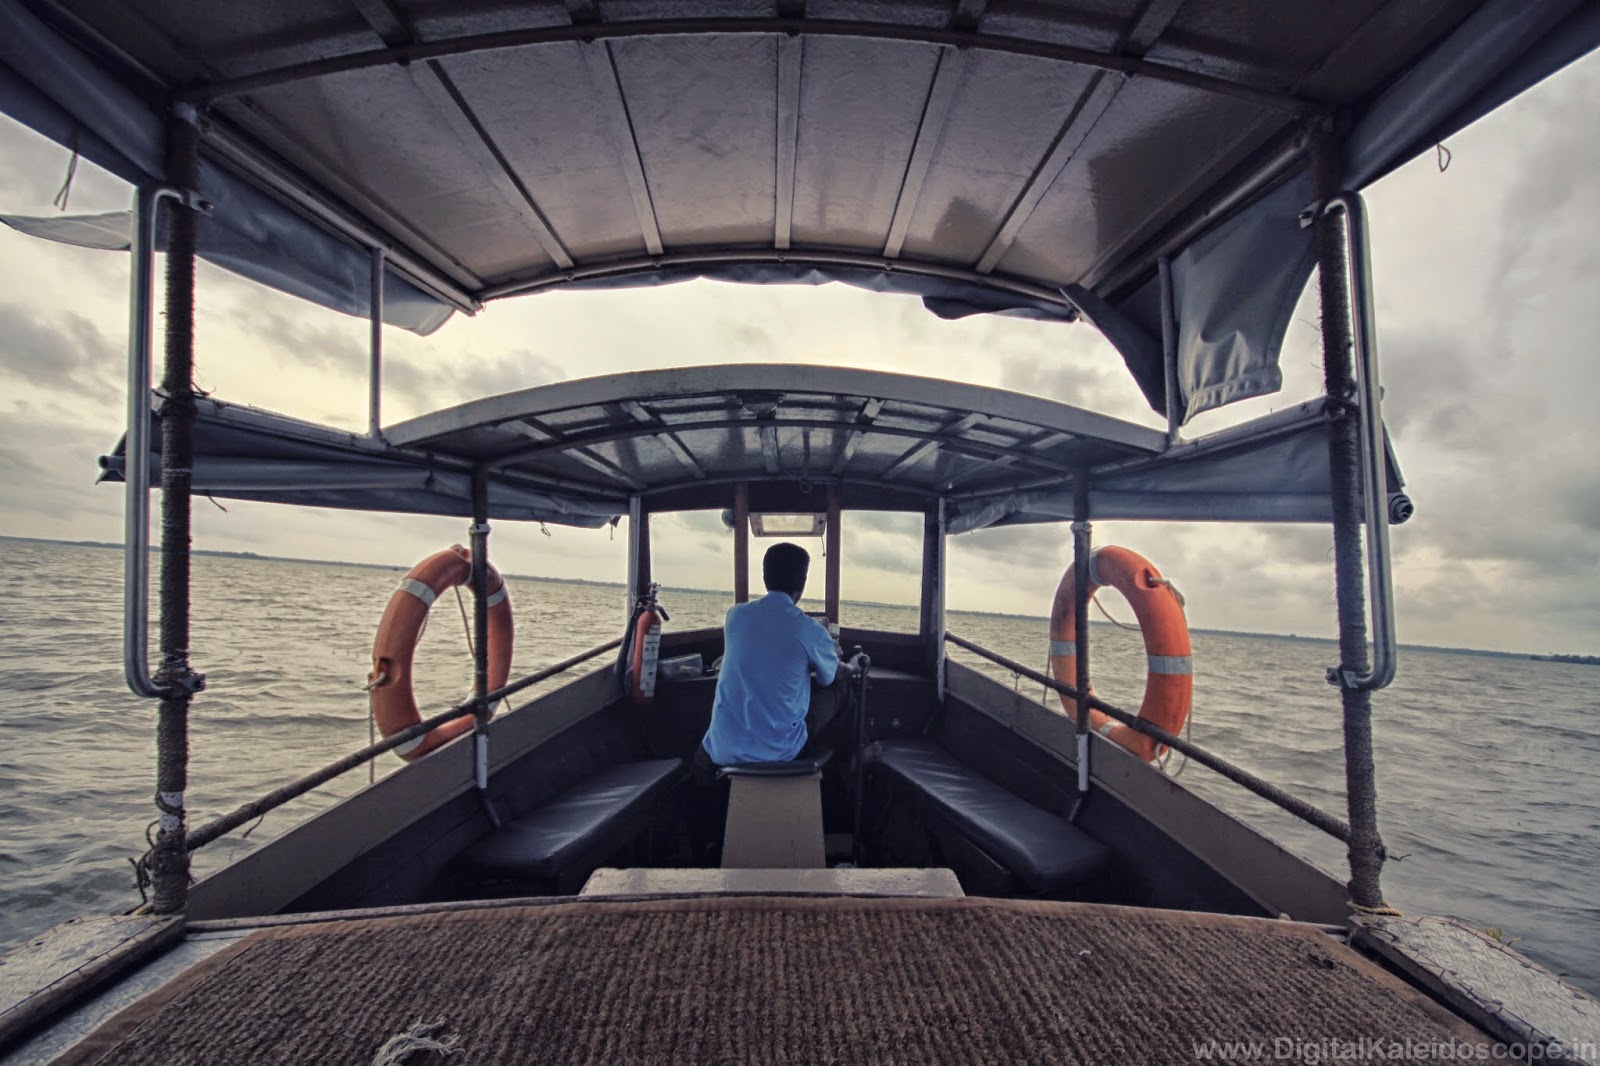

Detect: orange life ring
[368,545,513,761]
[1048,545,1191,762]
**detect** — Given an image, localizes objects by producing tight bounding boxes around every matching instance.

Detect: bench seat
[873,740,1110,895]
[458,757,684,881]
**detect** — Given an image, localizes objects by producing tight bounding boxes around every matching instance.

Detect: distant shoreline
[3,534,1591,663]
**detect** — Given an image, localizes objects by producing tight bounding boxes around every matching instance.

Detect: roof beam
[975,0,1190,275]
[944,428,1072,487]
[491,413,1070,478]
[883,46,967,259]
[831,398,883,475]
[773,35,804,251]
[620,400,706,479]
[183,18,1315,115]
[501,418,646,490]
[760,424,782,475]
[578,39,665,255]
[879,412,984,482]
[950,0,988,32]
[347,0,575,270]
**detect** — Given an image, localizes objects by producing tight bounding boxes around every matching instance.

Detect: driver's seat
[717,750,834,868]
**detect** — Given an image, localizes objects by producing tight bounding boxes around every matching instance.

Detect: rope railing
[185,638,622,852]
[944,632,1352,843]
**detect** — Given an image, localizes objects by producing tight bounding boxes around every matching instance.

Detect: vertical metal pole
[1159,256,1182,447]
[636,507,652,597]
[1312,134,1388,912]
[824,486,841,622]
[919,508,938,659]
[1324,194,1397,693]
[468,468,495,822]
[368,248,384,437]
[124,185,178,700]
[732,483,750,603]
[1069,472,1092,821]
[626,495,642,619]
[934,498,947,701]
[151,109,204,915]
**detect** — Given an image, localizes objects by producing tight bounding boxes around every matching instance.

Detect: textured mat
[59,897,1485,1065]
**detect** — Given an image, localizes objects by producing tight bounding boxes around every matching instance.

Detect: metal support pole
[919,509,938,661]
[732,483,750,603]
[824,486,841,622]
[1321,193,1396,693]
[934,498,947,701]
[1312,134,1389,912]
[1159,256,1182,447]
[1069,473,1092,822]
[124,184,181,700]
[150,108,205,915]
[635,506,652,598]
[468,467,498,826]
[368,247,384,437]
[626,495,642,619]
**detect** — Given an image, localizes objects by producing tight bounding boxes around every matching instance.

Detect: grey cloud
[1255,526,1335,567]
[952,523,1069,563]
[847,542,921,577]
[846,511,922,536]
[0,411,124,527]
[668,510,731,536]
[226,302,564,409]
[1378,329,1483,452]
[0,302,119,395]
[1492,62,1600,294]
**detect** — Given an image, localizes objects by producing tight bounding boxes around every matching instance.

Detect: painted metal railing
[944,632,1353,843]
[182,639,621,853]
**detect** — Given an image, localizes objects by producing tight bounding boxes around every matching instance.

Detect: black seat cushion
[873,739,1110,894]
[458,757,684,880]
[718,749,833,778]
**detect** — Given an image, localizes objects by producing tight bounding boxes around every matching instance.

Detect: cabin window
[750,513,827,537]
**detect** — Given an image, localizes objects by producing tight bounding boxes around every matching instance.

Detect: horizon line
[0,533,1588,663]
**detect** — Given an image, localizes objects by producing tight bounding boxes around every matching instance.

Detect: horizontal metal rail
[185,638,621,852]
[944,632,1352,842]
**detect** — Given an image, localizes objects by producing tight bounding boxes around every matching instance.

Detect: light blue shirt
[702,591,839,765]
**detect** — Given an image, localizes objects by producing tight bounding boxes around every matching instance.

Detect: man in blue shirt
[690,543,858,846]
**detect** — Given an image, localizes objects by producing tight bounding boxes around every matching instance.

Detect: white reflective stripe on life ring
[1049,639,1076,657]
[396,578,438,607]
[391,733,426,756]
[1096,721,1117,739]
[1087,547,1104,587]
[486,585,508,608]
[1147,655,1192,675]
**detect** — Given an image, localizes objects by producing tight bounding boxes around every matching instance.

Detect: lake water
[0,539,1595,993]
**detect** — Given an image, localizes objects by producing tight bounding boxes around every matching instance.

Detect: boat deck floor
[34,895,1488,1065]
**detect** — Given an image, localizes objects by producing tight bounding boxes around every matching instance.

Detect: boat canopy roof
[4,2,1596,423]
[98,365,1404,529]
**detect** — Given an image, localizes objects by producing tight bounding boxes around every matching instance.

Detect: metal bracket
[1321,192,1397,692]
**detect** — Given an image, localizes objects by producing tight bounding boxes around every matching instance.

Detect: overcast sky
[0,53,1596,655]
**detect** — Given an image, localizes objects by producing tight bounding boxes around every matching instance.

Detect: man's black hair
[762,542,810,598]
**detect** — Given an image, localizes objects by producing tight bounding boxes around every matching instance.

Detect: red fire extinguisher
[619,584,669,704]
